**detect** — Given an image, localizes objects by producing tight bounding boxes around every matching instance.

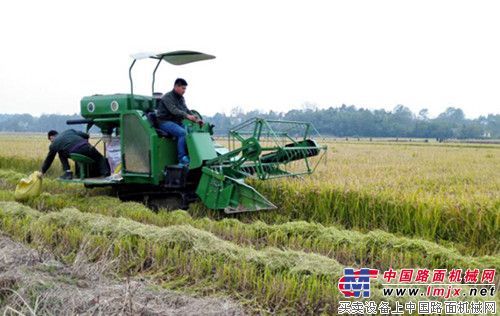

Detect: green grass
[0,201,346,314]
[0,136,499,313]
[0,185,497,273]
[0,156,59,177]
[0,169,498,269]
[242,179,500,255]
[1,160,499,256]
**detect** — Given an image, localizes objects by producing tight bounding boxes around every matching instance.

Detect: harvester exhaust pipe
[66,119,93,125]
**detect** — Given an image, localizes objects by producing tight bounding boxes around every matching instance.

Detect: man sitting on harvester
[157,78,202,166]
[41,129,110,179]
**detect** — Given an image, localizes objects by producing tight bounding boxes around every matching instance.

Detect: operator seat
[153,92,163,108]
[148,92,177,139]
[146,111,173,139]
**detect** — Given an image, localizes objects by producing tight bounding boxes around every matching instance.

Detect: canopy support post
[129,59,137,96]
[152,58,162,96]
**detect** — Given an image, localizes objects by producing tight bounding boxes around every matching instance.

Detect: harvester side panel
[121,111,181,185]
[186,132,218,169]
[155,137,178,181]
[122,113,151,175]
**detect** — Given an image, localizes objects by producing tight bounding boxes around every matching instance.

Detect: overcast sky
[0,0,499,118]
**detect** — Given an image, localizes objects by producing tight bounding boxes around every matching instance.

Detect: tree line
[0,114,84,133]
[210,105,499,139]
[1,105,499,139]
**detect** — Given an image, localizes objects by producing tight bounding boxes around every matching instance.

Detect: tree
[437,107,465,123]
[418,108,429,121]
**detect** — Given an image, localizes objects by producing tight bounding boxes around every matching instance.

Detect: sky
[0,0,499,119]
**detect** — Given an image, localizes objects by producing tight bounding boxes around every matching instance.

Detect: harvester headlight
[110,100,119,112]
[87,102,95,113]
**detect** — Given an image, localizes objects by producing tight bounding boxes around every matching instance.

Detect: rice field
[0,133,498,314]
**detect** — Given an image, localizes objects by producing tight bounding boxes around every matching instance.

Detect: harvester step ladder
[70,153,95,180]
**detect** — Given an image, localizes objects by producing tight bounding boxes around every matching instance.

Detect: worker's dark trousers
[58,155,72,172]
[61,144,110,177]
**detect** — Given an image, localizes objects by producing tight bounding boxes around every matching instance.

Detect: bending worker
[157,78,202,166]
[41,129,110,179]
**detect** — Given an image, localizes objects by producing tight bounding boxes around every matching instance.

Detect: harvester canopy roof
[131,50,215,65]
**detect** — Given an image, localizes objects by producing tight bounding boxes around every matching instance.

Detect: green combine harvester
[66,50,326,213]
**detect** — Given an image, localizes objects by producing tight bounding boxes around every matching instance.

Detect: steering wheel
[190,109,203,121]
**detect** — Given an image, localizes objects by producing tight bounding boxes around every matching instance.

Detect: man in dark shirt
[41,129,110,179]
[157,78,201,166]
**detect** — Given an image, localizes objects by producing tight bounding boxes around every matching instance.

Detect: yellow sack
[15,171,43,201]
